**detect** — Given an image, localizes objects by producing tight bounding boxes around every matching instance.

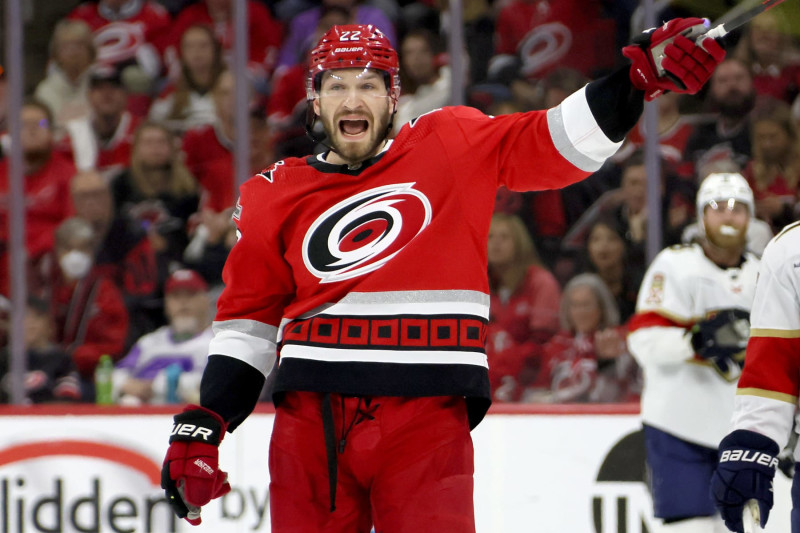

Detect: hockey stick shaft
[705,0,789,41]
[652,0,791,77]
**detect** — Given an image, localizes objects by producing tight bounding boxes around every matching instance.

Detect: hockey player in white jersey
[628,173,761,532]
[711,220,800,532]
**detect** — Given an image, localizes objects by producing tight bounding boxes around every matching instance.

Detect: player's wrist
[169,405,227,446]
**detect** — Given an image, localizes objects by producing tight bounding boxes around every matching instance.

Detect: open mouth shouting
[339,116,370,140]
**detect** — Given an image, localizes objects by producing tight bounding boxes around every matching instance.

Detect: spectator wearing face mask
[34,217,129,397]
[113,268,212,405]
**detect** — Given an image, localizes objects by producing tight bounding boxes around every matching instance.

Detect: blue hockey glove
[691,309,750,379]
[711,430,779,533]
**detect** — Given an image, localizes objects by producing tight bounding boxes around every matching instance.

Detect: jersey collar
[308,140,393,175]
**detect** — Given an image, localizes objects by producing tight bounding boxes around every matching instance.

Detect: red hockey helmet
[306,24,400,101]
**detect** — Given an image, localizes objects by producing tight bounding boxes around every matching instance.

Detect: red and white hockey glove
[622,17,726,101]
[161,405,231,525]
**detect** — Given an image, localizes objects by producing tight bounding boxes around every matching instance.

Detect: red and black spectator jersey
[68,0,172,68]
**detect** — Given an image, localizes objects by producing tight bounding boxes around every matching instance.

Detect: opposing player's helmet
[696,172,754,217]
[696,172,754,236]
[306,24,400,101]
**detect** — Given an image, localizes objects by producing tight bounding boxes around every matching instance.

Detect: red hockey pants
[268,391,476,533]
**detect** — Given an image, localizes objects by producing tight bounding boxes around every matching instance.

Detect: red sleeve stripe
[738,337,800,397]
[628,311,690,333]
[736,387,798,405]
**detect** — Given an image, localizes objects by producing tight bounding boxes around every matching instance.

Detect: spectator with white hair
[521,273,640,404]
[34,19,96,127]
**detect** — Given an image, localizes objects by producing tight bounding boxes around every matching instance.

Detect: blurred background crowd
[0,0,799,406]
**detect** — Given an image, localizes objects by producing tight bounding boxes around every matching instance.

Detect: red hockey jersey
[210,95,621,426]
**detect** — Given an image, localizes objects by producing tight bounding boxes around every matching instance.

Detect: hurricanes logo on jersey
[302,183,432,283]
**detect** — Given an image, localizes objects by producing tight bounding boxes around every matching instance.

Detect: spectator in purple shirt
[276,0,396,72]
[112,269,212,405]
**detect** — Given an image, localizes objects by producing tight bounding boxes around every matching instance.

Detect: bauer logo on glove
[162,405,231,526]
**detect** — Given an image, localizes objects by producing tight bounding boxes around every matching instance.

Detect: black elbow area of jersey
[200,354,266,432]
[585,66,644,143]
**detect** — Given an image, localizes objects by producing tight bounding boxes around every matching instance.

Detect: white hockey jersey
[729,222,800,454]
[627,243,760,448]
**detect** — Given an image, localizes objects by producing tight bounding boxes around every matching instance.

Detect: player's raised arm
[484,17,727,193]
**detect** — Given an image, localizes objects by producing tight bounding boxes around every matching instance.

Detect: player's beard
[323,107,391,166]
[706,223,747,250]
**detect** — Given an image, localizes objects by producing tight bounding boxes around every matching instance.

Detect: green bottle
[95,355,114,405]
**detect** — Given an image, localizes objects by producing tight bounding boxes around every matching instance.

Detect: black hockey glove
[690,309,750,380]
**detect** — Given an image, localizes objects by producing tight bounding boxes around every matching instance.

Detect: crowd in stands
[1,0,799,406]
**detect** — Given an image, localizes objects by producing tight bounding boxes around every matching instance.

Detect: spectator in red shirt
[68,0,172,101]
[36,217,129,394]
[169,0,282,86]
[494,0,616,80]
[486,213,560,402]
[732,10,800,104]
[742,99,800,231]
[149,24,226,134]
[0,99,76,296]
[62,66,141,179]
[182,70,276,212]
[523,273,640,404]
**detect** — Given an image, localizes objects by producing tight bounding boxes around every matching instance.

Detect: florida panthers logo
[302,183,432,283]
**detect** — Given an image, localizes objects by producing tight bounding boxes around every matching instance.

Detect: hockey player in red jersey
[711,220,800,533]
[161,21,726,531]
